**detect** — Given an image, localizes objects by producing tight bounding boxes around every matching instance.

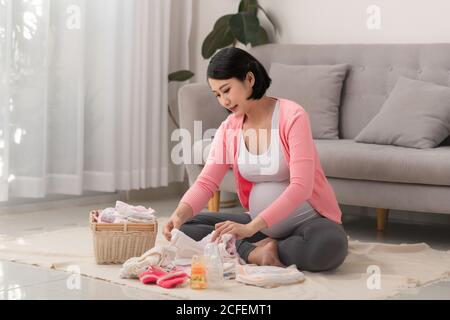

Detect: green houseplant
[168,0,277,128]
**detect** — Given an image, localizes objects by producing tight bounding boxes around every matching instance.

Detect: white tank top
[237,100,319,238]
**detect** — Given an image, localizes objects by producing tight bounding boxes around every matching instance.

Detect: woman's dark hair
[207,47,272,100]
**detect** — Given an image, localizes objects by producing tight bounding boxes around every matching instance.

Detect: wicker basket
[89,210,158,264]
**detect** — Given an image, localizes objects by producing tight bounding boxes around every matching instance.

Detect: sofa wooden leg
[208,191,221,212]
[376,208,389,232]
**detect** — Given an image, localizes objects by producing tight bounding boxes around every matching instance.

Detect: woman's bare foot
[248,240,285,267]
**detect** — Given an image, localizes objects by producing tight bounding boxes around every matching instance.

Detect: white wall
[190,0,450,83]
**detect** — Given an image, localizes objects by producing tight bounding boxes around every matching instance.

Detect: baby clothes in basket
[98,201,156,224]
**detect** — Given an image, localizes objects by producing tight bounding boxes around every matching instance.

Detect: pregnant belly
[248,181,319,238]
[249,181,289,218]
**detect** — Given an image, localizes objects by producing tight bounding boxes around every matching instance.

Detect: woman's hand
[163,215,184,242]
[163,203,193,242]
[212,221,256,241]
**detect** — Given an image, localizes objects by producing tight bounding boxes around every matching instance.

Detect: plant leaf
[229,12,260,46]
[257,4,278,35]
[250,27,269,46]
[168,70,194,82]
[202,14,235,59]
[239,0,258,15]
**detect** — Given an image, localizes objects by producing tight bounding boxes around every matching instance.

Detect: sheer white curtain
[0,0,192,201]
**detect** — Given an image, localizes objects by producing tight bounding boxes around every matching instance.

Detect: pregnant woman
[164,47,348,272]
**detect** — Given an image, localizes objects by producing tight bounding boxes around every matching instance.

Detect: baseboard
[0,192,125,215]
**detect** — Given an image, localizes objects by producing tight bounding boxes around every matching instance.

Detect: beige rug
[1,217,450,300]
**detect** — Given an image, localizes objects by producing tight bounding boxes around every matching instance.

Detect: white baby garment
[235,264,305,288]
[169,228,239,263]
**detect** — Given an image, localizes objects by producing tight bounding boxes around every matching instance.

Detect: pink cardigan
[180,98,342,227]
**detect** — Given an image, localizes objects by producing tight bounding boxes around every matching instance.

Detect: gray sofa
[178,43,450,231]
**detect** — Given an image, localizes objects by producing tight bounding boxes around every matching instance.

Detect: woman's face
[208,72,255,116]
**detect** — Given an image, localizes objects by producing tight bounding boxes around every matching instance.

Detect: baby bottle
[204,243,224,289]
[190,255,207,289]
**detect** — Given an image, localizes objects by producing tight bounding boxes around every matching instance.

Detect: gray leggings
[180,211,348,272]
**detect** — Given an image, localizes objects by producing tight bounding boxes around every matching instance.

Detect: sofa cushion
[197,138,450,188]
[355,76,450,149]
[315,139,450,186]
[266,63,349,140]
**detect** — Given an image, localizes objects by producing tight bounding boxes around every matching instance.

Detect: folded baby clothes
[98,201,156,224]
[119,245,176,279]
[235,264,305,288]
[115,201,156,222]
[98,207,116,223]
